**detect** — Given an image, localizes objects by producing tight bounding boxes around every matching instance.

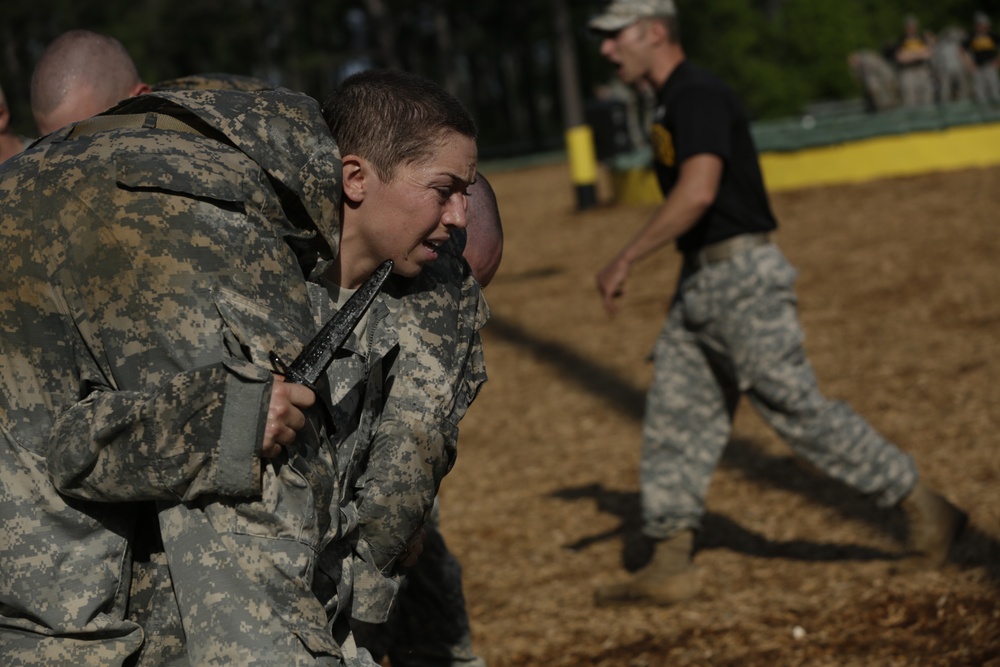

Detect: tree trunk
[551,0,584,128]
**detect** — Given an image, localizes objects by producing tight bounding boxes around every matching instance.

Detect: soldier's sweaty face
[353,130,478,283]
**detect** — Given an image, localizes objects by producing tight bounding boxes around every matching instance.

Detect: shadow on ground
[488,313,1000,583]
[552,471,1000,585]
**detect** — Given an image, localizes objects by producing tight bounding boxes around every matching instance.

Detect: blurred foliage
[3,0,1000,156]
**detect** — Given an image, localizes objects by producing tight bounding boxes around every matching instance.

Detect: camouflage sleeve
[383,255,490,430]
[352,331,487,561]
[22,130,321,506]
[341,397,451,624]
[450,305,489,425]
[346,257,490,625]
[47,358,270,503]
[355,402,459,569]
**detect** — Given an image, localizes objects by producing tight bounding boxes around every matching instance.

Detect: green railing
[751,101,1000,153]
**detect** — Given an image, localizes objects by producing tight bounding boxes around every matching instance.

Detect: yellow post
[566,124,599,210]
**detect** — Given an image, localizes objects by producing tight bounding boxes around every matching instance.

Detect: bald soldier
[30,29,150,136]
[463,176,504,287]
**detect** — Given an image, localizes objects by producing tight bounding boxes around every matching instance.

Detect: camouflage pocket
[212,284,312,371]
[114,142,247,204]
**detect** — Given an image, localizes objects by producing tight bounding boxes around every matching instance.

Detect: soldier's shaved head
[464,174,504,288]
[31,30,150,136]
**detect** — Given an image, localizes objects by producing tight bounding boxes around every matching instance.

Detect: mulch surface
[437,162,1000,666]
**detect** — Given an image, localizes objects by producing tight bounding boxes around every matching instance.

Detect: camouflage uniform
[0,88,352,665]
[375,242,488,667]
[895,31,935,108]
[965,26,1000,106]
[314,237,489,665]
[153,73,486,665]
[640,244,918,540]
[850,49,901,111]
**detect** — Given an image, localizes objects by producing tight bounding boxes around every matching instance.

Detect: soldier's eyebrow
[442,172,474,190]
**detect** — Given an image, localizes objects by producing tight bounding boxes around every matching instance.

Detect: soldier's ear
[341,155,368,204]
[647,18,668,44]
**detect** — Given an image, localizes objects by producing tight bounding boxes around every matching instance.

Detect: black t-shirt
[651,60,777,255]
[964,32,999,67]
[894,35,932,68]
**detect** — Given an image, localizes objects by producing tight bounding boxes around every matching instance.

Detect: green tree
[4,0,1000,153]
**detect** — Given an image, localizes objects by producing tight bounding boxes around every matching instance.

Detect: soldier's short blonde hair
[322,69,476,184]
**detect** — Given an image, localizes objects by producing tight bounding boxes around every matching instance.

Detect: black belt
[687,232,771,271]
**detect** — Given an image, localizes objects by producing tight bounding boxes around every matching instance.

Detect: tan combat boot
[893,481,967,573]
[594,530,700,607]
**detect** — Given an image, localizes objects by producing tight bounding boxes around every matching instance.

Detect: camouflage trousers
[639,243,917,540]
[972,65,1000,105]
[899,65,935,107]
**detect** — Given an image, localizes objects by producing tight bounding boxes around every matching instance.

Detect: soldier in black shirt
[589,0,966,608]
[963,12,1000,105]
[649,59,777,256]
[892,14,935,107]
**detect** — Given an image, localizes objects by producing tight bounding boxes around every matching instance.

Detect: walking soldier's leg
[640,304,739,540]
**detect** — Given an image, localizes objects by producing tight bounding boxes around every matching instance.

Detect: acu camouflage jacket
[316,233,489,628]
[0,87,349,666]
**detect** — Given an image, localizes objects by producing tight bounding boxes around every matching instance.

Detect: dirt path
[439,163,1000,666]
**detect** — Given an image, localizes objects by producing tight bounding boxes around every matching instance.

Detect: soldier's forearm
[48,360,269,503]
